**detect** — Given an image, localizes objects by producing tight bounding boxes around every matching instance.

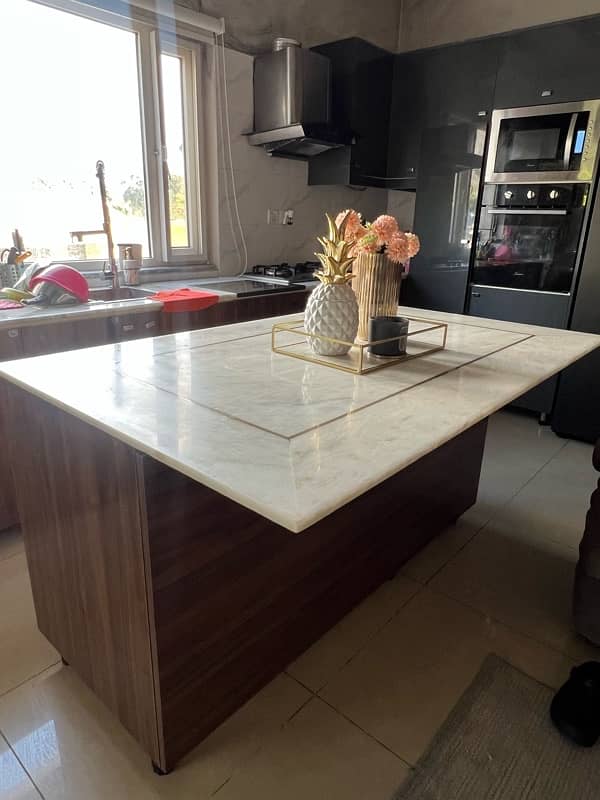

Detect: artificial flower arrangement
[334,209,420,266]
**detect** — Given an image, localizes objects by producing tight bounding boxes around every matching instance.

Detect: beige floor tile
[401,519,480,584]
[497,438,596,552]
[0,738,40,800]
[429,523,599,662]
[287,575,420,692]
[214,697,409,800]
[463,411,566,529]
[0,663,310,800]
[0,528,23,563]
[321,588,573,765]
[0,553,58,697]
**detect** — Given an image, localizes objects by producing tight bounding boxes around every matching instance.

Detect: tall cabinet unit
[308,39,393,188]
[553,184,600,443]
[401,40,499,312]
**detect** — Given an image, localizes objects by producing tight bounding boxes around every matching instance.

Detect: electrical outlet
[267,209,282,225]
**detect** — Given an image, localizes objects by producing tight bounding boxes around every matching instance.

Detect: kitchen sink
[88,287,153,301]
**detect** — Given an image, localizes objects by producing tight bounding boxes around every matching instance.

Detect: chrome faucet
[69,160,119,291]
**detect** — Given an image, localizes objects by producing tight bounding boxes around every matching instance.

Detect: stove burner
[252,261,319,283]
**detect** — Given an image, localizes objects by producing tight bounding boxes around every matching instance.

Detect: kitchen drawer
[21,317,111,358]
[0,327,24,362]
[110,312,161,342]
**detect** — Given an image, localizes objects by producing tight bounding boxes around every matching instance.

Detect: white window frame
[23,0,216,270]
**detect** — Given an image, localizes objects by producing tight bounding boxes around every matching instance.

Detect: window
[0,0,212,268]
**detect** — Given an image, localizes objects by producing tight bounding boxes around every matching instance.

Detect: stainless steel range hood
[247,38,350,159]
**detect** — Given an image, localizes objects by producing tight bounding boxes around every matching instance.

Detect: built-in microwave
[486,100,600,184]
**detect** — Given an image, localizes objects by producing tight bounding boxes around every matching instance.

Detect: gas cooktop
[252,261,319,283]
[196,279,301,297]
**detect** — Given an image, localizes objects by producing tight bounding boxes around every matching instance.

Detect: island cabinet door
[2,383,164,768]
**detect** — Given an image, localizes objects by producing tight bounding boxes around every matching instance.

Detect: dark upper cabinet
[494,18,600,109]
[402,39,499,312]
[387,52,425,188]
[387,39,499,190]
[308,38,393,187]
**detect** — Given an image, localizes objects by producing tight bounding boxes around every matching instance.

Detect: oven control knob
[526,189,536,200]
[504,190,514,200]
[549,189,560,200]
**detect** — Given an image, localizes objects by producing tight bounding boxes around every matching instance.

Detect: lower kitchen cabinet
[20,317,112,357]
[0,327,23,361]
[164,291,309,334]
[467,285,570,417]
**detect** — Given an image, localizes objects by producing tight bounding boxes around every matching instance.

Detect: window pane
[161,53,190,248]
[0,1,149,262]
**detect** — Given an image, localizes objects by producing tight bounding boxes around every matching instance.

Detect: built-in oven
[486,100,600,184]
[473,183,589,293]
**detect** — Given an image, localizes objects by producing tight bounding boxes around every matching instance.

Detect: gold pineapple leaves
[314,212,355,285]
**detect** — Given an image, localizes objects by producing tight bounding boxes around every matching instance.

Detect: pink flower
[370,214,399,244]
[386,232,410,264]
[405,232,420,259]
[335,209,365,242]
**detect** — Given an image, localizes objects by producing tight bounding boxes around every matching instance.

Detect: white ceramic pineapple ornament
[304,213,359,356]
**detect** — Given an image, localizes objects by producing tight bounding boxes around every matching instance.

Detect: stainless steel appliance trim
[485,99,600,184]
[247,124,306,146]
[470,283,572,296]
[487,208,568,215]
[563,112,578,170]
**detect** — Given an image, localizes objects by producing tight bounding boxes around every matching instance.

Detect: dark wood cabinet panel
[110,312,161,342]
[495,18,600,109]
[0,327,24,361]
[20,317,111,358]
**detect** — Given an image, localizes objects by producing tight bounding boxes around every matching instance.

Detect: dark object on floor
[392,655,600,800]
[573,439,600,645]
[550,662,600,747]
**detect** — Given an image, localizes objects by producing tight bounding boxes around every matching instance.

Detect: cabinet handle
[122,324,134,332]
[477,110,487,117]
[7,329,19,339]
[541,89,553,97]
[471,292,481,298]
[144,321,157,329]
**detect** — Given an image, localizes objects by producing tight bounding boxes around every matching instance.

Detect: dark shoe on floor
[550,661,600,747]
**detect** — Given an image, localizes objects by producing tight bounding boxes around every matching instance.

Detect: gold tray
[272,316,448,375]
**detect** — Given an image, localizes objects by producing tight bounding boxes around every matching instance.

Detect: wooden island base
[4,384,486,772]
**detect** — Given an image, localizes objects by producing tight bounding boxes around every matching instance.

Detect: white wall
[399,0,600,51]
[216,49,391,275]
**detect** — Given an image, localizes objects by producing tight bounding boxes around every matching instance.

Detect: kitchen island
[0,307,598,772]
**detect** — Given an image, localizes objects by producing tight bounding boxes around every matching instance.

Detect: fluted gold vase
[353,252,404,341]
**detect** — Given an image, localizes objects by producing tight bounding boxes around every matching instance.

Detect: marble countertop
[0,277,312,330]
[0,298,163,330]
[0,307,598,532]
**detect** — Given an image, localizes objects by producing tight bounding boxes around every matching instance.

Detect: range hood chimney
[247,38,350,159]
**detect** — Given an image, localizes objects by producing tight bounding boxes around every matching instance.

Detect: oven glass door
[473,206,584,293]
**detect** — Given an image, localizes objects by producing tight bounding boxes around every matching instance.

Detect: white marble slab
[0,308,598,532]
[0,298,163,330]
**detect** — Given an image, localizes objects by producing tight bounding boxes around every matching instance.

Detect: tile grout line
[427,582,588,667]
[422,434,571,587]
[0,660,61,701]
[0,729,45,799]
[318,694,414,769]
[209,691,315,797]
